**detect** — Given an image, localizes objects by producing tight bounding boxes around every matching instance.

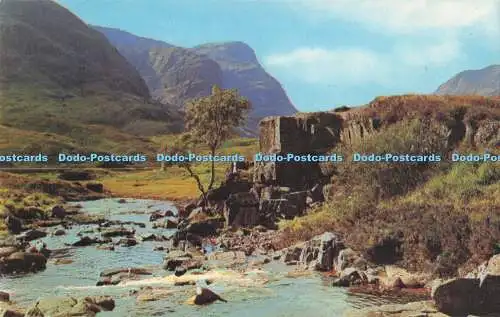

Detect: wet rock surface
[431,255,500,315]
[24,295,115,317]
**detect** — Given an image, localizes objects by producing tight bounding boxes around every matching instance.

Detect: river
[2,198,399,316]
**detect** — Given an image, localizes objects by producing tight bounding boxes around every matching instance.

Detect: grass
[0,82,182,159]
[99,137,258,200]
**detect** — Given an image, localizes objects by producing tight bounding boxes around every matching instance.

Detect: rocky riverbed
[1,198,423,317]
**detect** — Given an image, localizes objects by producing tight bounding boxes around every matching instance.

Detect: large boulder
[432,254,500,315]
[224,192,260,228]
[24,296,114,317]
[51,206,66,219]
[0,251,47,274]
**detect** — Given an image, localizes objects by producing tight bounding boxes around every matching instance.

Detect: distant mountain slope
[0,0,182,154]
[94,27,298,134]
[435,65,500,96]
[192,42,298,121]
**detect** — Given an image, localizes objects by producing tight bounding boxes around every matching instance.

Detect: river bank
[1,167,499,317]
[0,198,419,317]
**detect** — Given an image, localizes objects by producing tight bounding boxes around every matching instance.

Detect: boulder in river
[24,295,114,317]
[0,251,46,274]
[0,291,9,302]
[52,229,66,236]
[101,227,135,238]
[66,236,106,247]
[149,211,165,222]
[51,205,66,219]
[116,238,137,247]
[187,287,227,305]
[17,229,47,242]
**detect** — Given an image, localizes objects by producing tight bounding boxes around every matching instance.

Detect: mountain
[0,0,182,154]
[192,42,298,124]
[94,26,223,109]
[94,27,298,134]
[435,65,500,96]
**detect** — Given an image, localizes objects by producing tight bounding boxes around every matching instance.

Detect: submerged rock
[66,236,106,247]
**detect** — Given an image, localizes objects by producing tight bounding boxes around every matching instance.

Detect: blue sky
[59,0,500,112]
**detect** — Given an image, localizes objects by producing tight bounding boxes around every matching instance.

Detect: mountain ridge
[0,0,182,155]
[93,26,298,133]
[435,64,500,96]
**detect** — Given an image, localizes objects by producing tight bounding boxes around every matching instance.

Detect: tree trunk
[208,147,216,190]
[184,165,207,206]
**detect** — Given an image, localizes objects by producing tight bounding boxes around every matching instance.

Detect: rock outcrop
[224,192,260,228]
[281,232,345,271]
[254,113,343,189]
[431,254,500,315]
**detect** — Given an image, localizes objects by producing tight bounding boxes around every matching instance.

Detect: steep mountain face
[0,0,182,153]
[148,47,223,106]
[435,65,500,96]
[192,42,298,128]
[0,0,149,98]
[94,28,298,134]
[94,26,222,107]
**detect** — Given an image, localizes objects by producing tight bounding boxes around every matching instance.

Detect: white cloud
[290,0,500,35]
[264,39,463,87]
[395,39,462,67]
[266,47,389,85]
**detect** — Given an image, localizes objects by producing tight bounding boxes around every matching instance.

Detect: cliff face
[254,95,500,189]
[147,47,223,106]
[94,27,298,135]
[192,42,298,132]
[436,65,500,97]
